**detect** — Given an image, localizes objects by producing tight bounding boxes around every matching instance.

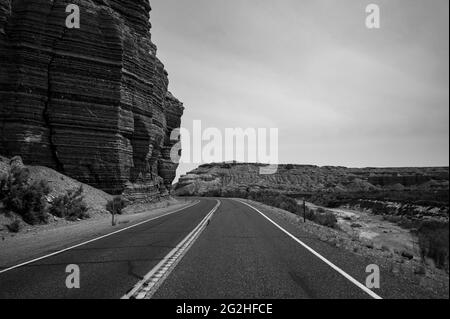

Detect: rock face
[0,0,184,201]
[175,163,449,197]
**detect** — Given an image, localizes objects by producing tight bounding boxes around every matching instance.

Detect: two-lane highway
[0,197,383,299]
[152,199,377,299]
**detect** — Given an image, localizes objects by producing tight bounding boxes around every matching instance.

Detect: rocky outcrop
[0,0,184,201]
[175,163,449,197]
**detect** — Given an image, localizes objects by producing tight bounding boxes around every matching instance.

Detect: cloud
[150,0,449,179]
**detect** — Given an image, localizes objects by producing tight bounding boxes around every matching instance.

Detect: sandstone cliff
[175,163,449,198]
[0,0,183,201]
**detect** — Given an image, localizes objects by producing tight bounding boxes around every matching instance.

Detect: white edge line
[235,199,383,300]
[122,199,221,299]
[0,200,201,275]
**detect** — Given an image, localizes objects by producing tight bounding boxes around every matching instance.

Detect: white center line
[122,199,221,299]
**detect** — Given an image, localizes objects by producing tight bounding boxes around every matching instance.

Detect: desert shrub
[371,202,386,215]
[417,221,449,272]
[316,207,326,214]
[251,191,300,215]
[106,196,127,216]
[49,186,89,221]
[0,166,50,225]
[313,211,338,228]
[304,207,316,220]
[6,220,21,233]
[310,190,449,209]
[305,208,338,228]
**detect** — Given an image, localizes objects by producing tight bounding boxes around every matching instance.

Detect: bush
[313,211,338,228]
[250,191,301,215]
[309,190,449,209]
[304,208,338,228]
[106,196,127,216]
[49,186,89,221]
[417,221,449,271]
[6,220,21,233]
[0,166,50,225]
[316,207,326,214]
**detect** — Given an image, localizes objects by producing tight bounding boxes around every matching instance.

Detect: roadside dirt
[303,202,419,258]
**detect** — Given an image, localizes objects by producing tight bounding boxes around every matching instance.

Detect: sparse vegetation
[106,196,128,226]
[249,191,301,215]
[320,192,449,271]
[49,186,89,221]
[309,190,449,209]
[306,207,338,228]
[0,166,50,225]
[0,165,92,228]
[309,190,449,261]
[6,220,21,233]
[106,196,127,216]
[416,221,449,272]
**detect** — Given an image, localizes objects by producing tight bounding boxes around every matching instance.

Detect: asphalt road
[0,197,381,299]
[153,199,373,299]
[0,199,217,299]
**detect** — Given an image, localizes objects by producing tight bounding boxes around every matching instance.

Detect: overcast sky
[150,0,449,180]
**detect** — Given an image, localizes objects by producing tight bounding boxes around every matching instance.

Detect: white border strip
[0,201,200,275]
[235,200,383,300]
[122,200,221,299]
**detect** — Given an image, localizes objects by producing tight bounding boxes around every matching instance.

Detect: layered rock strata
[0,0,184,201]
[176,163,449,197]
